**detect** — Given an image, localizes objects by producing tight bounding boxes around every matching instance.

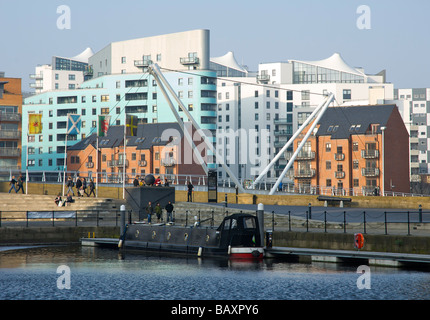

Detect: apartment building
[292,105,410,196]
[214,52,394,183]
[67,122,206,183]
[22,30,217,173]
[394,88,430,183]
[0,73,22,172]
[30,48,93,93]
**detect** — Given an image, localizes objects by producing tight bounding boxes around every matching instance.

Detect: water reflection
[0,245,430,300]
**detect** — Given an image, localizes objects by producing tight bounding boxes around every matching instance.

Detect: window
[69,74,75,81]
[101,95,109,102]
[343,89,351,100]
[121,57,126,64]
[92,95,97,102]
[301,90,310,100]
[326,143,331,152]
[286,91,293,101]
[326,161,331,170]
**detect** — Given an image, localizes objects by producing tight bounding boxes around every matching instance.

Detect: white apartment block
[89,29,210,77]
[214,52,394,184]
[29,48,93,94]
[395,88,430,182]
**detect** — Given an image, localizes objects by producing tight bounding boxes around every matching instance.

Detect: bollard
[257,203,265,247]
[120,205,126,237]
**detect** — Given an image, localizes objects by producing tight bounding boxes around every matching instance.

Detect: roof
[56,47,94,63]
[69,122,184,151]
[289,53,365,77]
[316,105,396,139]
[210,51,248,73]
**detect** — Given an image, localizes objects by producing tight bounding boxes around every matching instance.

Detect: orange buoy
[354,233,364,250]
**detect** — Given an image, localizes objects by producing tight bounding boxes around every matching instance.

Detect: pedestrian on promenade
[155,202,162,223]
[76,178,83,197]
[165,201,174,223]
[187,182,194,202]
[16,174,24,194]
[82,177,89,196]
[66,177,75,196]
[8,176,17,193]
[88,178,96,197]
[145,201,153,224]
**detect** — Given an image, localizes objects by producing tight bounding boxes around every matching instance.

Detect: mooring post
[257,203,265,247]
[120,205,126,237]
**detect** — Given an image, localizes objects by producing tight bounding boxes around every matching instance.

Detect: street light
[380,126,386,197]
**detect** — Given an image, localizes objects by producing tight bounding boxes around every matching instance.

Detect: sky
[1,0,430,92]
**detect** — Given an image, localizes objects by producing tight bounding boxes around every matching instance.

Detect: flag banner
[126,115,138,137]
[28,114,43,135]
[98,115,111,137]
[67,114,82,135]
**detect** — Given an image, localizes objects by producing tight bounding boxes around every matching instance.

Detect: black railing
[0,209,133,228]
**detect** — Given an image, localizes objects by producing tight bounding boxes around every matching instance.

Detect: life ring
[354,233,364,250]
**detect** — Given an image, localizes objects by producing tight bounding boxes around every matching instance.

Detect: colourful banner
[28,114,42,135]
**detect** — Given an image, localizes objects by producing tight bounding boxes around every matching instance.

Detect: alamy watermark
[57,5,71,30]
[356,265,371,290]
[356,5,371,30]
[57,265,71,290]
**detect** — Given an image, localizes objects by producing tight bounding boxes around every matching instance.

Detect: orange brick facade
[0,77,22,171]
[294,105,410,196]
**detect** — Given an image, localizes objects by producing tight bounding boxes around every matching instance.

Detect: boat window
[231,219,238,229]
[243,217,256,229]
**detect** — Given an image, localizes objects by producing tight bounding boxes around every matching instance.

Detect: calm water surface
[0,245,429,300]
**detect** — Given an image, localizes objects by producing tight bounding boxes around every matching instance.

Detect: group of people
[144,201,174,224]
[133,175,171,187]
[54,193,74,207]
[66,176,96,197]
[8,175,25,194]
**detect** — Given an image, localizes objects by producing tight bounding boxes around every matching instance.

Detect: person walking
[165,201,174,223]
[75,178,83,197]
[145,201,153,224]
[16,174,24,194]
[8,176,17,193]
[82,177,89,196]
[66,177,75,196]
[187,182,194,202]
[88,178,96,197]
[154,203,162,223]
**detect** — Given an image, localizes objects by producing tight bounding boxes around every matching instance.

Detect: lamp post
[380,126,386,197]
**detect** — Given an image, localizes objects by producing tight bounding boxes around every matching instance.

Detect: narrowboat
[120,213,264,260]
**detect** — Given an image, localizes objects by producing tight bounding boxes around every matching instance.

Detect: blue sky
[1,0,429,91]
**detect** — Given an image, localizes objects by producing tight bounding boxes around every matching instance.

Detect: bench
[317,196,352,207]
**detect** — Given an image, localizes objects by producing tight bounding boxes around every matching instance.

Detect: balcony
[274,141,288,148]
[335,171,345,179]
[0,130,20,139]
[256,74,270,83]
[274,118,292,125]
[362,168,380,177]
[86,162,94,169]
[161,158,176,167]
[107,160,129,168]
[274,130,292,136]
[180,57,200,65]
[361,150,380,159]
[334,153,345,161]
[294,168,316,178]
[274,165,286,171]
[0,148,20,157]
[138,160,147,167]
[297,151,315,160]
[29,83,43,89]
[29,74,43,80]
[0,112,21,122]
[134,60,152,68]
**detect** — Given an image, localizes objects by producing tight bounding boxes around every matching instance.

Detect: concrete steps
[0,193,131,219]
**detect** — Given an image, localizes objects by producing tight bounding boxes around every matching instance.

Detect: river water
[0,245,429,301]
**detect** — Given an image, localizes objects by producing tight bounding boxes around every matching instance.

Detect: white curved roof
[210,51,248,73]
[289,53,364,76]
[71,47,94,63]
